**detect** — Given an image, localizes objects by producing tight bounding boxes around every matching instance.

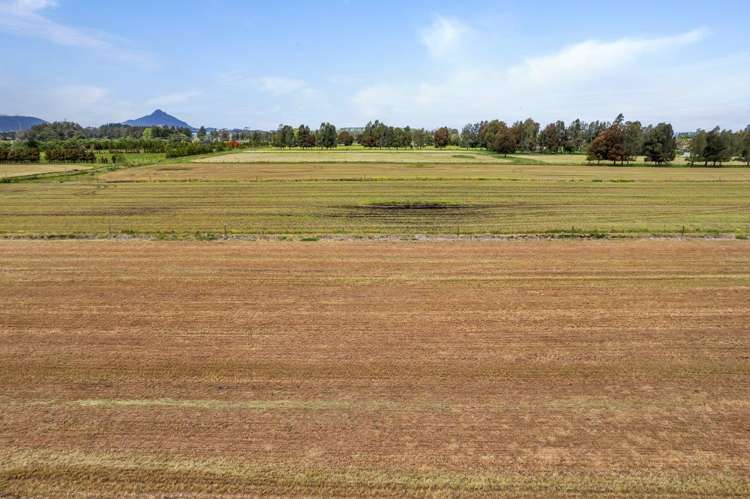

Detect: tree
[337,130,354,146]
[587,119,628,165]
[412,128,429,148]
[741,127,750,166]
[317,122,337,149]
[689,130,707,166]
[519,118,540,152]
[703,127,732,166]
[197,126,207,141]
[273,125,296,148]
[489,122,516,156]
[539,123,560,153]
[142,127,154,140]
[623,121,644,160]
[642,123,676,165]
[460,123,481,148]
[434,127,450,148]
[566,119,585,153]
[297,125,315,148]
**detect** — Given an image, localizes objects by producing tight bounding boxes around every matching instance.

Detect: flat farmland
[0,163,95,179]
[200,149,511,163]
[2,162,749,238]
[1,239,749,496]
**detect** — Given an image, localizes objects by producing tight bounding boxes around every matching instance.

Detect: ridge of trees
[2,117,749,167]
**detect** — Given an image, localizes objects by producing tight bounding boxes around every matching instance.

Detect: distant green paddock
[201,149,510,164]
[2,159,749,238]
[202,149,749,167]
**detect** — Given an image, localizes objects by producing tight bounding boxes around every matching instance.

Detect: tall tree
[741,126,750,166]
[520,118,540,152]
[623,121,644,160]
[297,125,315,148]
[703,127,732,166]
[489,122,517,156]
[539,123,560,153]
[566,119,585,153]
[642,123,676,165]
[587,120,628,165]
[460,123,481,148]
[434,127,450,148]
[689,130,707,166]
[317,122,337,149]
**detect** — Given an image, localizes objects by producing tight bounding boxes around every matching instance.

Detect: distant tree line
[0,142,40,162]
[2,117,749,167]
[165,142,228,159]
[45,143,97,163]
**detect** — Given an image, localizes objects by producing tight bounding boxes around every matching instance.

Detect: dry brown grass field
[0,163,95,179]
[1,239,749,496]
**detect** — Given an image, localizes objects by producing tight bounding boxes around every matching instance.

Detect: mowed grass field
[0,153,748,237]
[201,148,512,163]
[204,149,750,167]
[0,163,96,179]
[1,239,749,496]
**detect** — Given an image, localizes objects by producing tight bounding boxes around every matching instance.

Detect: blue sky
[1,0,748,130]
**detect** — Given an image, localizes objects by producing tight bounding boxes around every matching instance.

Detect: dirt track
[1,240,749,496]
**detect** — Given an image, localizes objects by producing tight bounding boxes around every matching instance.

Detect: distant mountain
[0,115,47,132]
[123,109,192,129]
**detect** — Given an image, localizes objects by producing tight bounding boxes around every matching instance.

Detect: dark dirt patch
[358,201,478,210]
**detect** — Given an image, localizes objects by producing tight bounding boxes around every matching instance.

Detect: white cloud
[0,0,151,64]
[420,15,470,60]
[509,28,708,86]
[146,90,202,107]
[353,24,743,130]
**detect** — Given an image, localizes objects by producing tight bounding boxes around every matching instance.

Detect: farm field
[1,239,749,496]
[1,158,749,238]
[204,149,750,167]
[106,159,750,182]
[0,163,95,179]
[202,149,512,163]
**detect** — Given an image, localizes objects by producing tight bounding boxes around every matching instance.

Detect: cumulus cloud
[509,28,708,86]
[353,22,744,130]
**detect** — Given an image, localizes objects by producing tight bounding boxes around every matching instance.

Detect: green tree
[741,127,750,166]
[689,130,707,166]
[642,123,676,165]
[197,126,207,141]
[317,122,337,149]
[623,121,644,160]
[703,127,732,166]
[297,125,316,148]
[460,123,481,148]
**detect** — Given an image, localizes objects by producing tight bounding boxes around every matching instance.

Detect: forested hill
[123,110,192,129]
[0,115,47,132]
